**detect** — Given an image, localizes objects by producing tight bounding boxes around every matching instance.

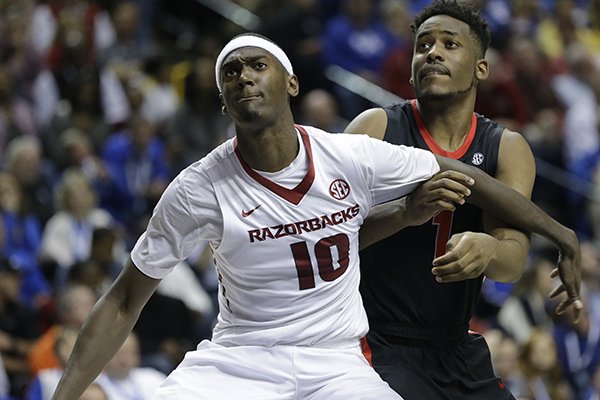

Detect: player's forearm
[484,237,528,282]
[51,295,138,399]
[471,174,575,253]
[360,198,410,250]
[52,261,160,400]
[435,155,577,255]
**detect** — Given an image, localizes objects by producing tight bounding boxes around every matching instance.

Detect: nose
[426,42,444,63]
[237,65,255,88]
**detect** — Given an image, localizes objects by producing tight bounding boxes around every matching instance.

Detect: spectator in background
[0,356,8,400]
[95,332,166,400]
[28,0,130,133]
[584,366,600,400]
[29,0,114,63]
[67,226,124,297]
[27,284,97,376]
[536,0,590,63]
[0,2,43,99]
[54,128,108,181]
[588,169,600,241]
[379,43,413,100]
[497,247,558,344]
[474,48,531,130]
[0,65,38,155]
[138,56,179,128]
[26,326,108,400]
[0,257,40,399]
[163,56,231,173]
[98,1,155,87]
[133,291,198,376]
[0,172,49,310]
[261,0,329,108]
[461,0,513,50]
[554,301,600,399]
[485,328,528,395]
[507,0,543,39]
[378,0,414,100]
[3,136,56,225]
[321,0,400,119]
[96,113,170,242]
[298,88,347,132]
[556,47,600,235]
[580,241,600,313]
[507,35,565,128]
[43,66,112,165]
[518,327,573,400]
[553,45,599,168]
[39,168,115,288]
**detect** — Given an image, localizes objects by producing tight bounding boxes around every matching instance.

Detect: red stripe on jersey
[234,126,315,205]
[410,99,477,159]
[360,336,373,366]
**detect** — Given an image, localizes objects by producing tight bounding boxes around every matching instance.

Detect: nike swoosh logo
[241,204,261,217]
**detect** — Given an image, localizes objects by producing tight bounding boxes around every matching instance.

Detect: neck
[415,95,477,152]
[235,113,299,172]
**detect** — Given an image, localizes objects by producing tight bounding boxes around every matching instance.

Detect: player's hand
[404,170,474,227]
[549,229,583,322]
[431,232,497,282]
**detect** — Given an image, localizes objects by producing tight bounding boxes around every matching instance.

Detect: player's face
[219,47,298,127]
[411,15,487,102]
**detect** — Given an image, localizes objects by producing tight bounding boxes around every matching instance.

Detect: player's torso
[209,126,371,347]
[360,100,504,337]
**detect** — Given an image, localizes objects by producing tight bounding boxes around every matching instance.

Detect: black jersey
[360,99,504,340]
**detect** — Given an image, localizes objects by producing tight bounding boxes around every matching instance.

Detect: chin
[416,92,455,102]
[237,108,262,122]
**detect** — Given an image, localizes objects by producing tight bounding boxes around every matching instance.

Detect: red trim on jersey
[234,125,315,205]
[410,99,476,159]
[360,336,373,366]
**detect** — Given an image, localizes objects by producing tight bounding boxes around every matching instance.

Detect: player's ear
[219,93,227,115]
[288,74,299,97]
[476,59,489,81]
[409,76,414,86]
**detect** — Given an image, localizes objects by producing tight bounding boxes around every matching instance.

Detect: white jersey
[131,125,439,348]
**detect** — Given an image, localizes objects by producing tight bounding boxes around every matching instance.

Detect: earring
[221,105,227,115]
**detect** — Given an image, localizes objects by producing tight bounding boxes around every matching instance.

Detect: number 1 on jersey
[432,210,454,258]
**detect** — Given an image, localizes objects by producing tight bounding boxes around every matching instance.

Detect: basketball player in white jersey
[51,33,581,400]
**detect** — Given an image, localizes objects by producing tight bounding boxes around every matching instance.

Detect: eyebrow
[416,29,460,40]
[221,54,268,70]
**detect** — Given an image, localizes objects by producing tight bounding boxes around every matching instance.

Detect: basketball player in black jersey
[346,1,583,399]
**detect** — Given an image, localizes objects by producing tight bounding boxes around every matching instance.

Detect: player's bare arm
[344,108,387,140]
[434,154,583,322]
[431,129,534,283]
[348,108,476,249]
[51,260,161,400]
[360,170,474,250]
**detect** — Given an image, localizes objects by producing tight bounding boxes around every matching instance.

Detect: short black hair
[411,0,491,57]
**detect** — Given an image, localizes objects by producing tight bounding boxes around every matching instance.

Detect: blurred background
[0,0,600,399]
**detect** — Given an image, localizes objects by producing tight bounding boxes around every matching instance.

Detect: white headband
[214,35,294,91]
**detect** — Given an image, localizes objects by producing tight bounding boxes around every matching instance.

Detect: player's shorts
[151,339,403,399]
[362,330,516,400]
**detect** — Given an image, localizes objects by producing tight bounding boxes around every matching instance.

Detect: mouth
[237,94,262,102]
[419,65,450,81]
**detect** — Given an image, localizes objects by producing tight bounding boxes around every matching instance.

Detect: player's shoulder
[344,108,388,139]
[183,138,235,174]
[173,138,235,190]
[498,127,534,157]
[299,124,374,149]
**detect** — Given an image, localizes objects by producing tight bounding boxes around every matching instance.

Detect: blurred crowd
[0,0,599,399]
